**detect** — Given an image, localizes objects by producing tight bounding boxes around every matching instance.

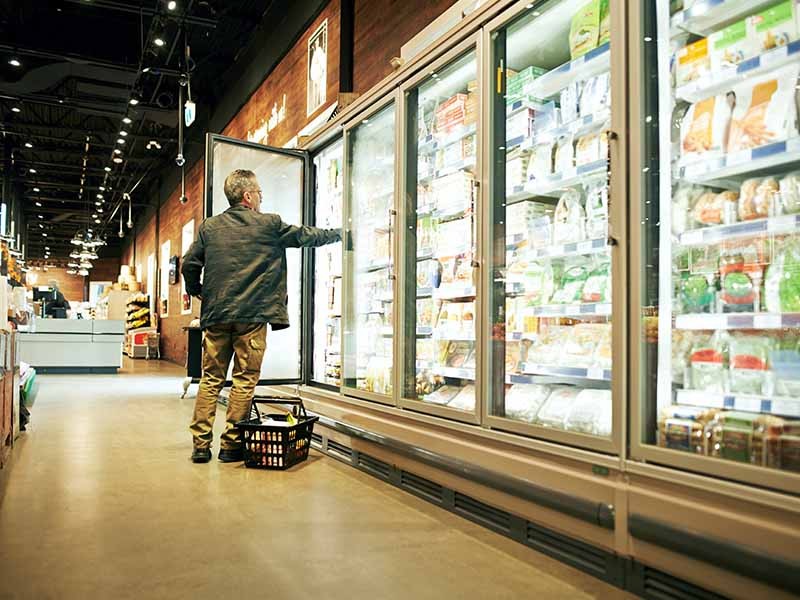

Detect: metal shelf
[675,312,800,330]
[526,43,610,100]
[433,366,475,380]
[433,285,476,300]
[417,123,477,155]
[529,302,612,318]
[677,215,800,246]
[525,160,607,198]
[676,389,800,418]
[514,109,611,150]
[506,235,609,259]
[521,363,610,382]
[419,156,476,183]
[670,0,779,37]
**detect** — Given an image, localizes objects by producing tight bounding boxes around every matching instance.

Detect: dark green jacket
[181,204,340,330]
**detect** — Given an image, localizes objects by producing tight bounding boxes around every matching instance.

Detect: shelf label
[677,389,723,408]
[753,314,781,329]
[587,368,606,380]
[770,399,800,417]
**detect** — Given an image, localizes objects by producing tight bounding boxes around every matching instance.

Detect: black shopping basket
[237,395,319,470]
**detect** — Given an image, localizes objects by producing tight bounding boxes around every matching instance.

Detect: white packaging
[560,81,581,124]
[579,73,611,117]
[575,133,600,166]
[554,135,575,174]
[552,190,586,244]
[680,95,732,160]
[748,0,799,53]
[709,19,756,71]
[728,63,800,153]
[585,181,609,239]
[676,37,711,87]
[527,142,553,182]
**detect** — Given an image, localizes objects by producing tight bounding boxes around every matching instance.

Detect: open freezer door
[204,133,310,385]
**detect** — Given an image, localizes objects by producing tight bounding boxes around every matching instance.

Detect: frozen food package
[765,236,800,313]
[447,384,476,411]
[417,258,438,289]
[536,386,580,429]
[506,340,523,372]
[729,333,773,395]
[579,73,611,117]
[719,237,767,313]
[533,101,560,134]
[738,177,777,221]
[711,412,785,465]
[770,335,800,397]
[581,260,611,303]
[709,19,755,71]
[563,324,604,367]
[565,389,612,436]
[778,172,800,214]
[593,323,612,368]
[691,190,738,227]
[671,183,706,235]
[569,0,601,59]
[504,384,550,423]
[506,149,531,194]
[424,385,461,405]
[551,263,590,304]
[680,95,732,159]
[552,190,586,245]
[528,324,570,360]
[530,215,554,248]
[560,82,581,125]
[443,341,473,368]
[598,0,610,47]
[554,135,575,173]
[676,38,711,87]
[527,142,554,183]
[689,332,727,392]
[523,260,555,306]
[657,406,716,455]
[585,181,609,239]
[680,272,716,313]
[575,133,600,166]
[779,434,800,472]
[417,298,435,328]
[507,108,536,142]
[728,64,800,153]
[748,0,799,53]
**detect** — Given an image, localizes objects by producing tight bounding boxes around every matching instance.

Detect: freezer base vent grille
[326,439,352,461]
[454,492,511,534]
[310,432,323,448]
[637,566,727,600]
[356,453,391,480]
[526,521,609,578]
[400,471,444,504]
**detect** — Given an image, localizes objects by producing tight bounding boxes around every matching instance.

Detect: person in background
[45,280,71,318]
[181,168,340,464]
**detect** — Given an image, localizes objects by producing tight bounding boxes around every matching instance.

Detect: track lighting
[122,117,132,125]
[104,166,111,172]
[8,58,21,67]
[154,37,166,47]
[33,187,39,192]
[129,97,140,106]
[28,168,36,174]
[167,1,177,10]
[11,106,20,113]
[24,142,32,148]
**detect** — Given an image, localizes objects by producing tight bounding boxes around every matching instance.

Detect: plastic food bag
[527,142,554,183]
[579,73,610,117]
[692,190,738,226]
[560,82,581,125]
[554,135,575,173]
[676,38,711,87]
[565,389,612,436]
[777,172,800,215]
[581,260,611,302]
[551,263,589,304]
[728,63,800,153]
[709,19,755,71]
[749,1,799,53]
[672,183,706,235]
[523,260,555,306]
[719,238,766,312]
[552,190,585,244]
[689,332,727,392]
[575,133,600,166]
[504,384,550,423]
[585,181,608,239]
[680,272,716,313]
[729,334,772,395]
[658,406,716,454]
[738,177,777,221]
[680,95,732,159]
[563,324,604,367]
[569,0,601,59]
[536,386,580,429]
[764,237,800,313]
[598,0,610,47]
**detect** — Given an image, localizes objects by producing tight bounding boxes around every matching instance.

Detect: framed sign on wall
[181,219,195,315]
[307,20,327,116]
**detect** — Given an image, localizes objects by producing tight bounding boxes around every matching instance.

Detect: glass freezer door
[342,103,397,402]
[636,0,800,490]
[486,1,616,447]
[204,133,308,384]
[311,138,344,388]
[400,46,481,421]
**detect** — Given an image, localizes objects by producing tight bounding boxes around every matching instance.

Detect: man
[45,280,71,318]
[181,168,340,464]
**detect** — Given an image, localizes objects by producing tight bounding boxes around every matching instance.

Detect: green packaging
[569,0,601,60]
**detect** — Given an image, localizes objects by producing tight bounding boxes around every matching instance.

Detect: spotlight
[29,168,36,173]
[154,37,165,47]
[42,233,47,237]
[95,201,101,207]
[33,187,40,192]
[11,106,20,113]
[104,166,111,172]
[35,202,41,207]
[129,97,139,106]
[94,219,101,224]
[117,138,125,144]
[99,186,106,191]
[167,1,177,10]
[37,215,43,219]
[8,58,21,67]
[122,117,132,125]
[119,130,128,136]
[114,149,122,155]
[96,193,103,199]
[113,157,123,164]
[97,207,104,213]
[24,142,33,148]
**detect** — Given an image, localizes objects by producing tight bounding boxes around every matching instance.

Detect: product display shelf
[525,42,610,100]
[433,332,476,341]
[675,312,800,330]
[677,214,800,246]
[506,235,608,258]
[433,285,476,300]
[359,260,391,274]
[524,159,608,198]
[418,123,477,155]
[419,155,477,183]
[510,109,611,150]
[433,366,475,380]
[677,40,800,103]
[522,363,611,381]
[670,0,779,37]
[679,138,800,188]
[676,388,800,418]
[506,331,537,342]
[417,287,434,299]
[528,302,612,317]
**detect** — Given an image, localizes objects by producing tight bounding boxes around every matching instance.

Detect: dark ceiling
[0,0,280,263]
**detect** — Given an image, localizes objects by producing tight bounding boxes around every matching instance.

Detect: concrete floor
[0,359,634,600]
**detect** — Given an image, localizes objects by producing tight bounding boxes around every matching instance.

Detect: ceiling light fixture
[37,215,43,219]
[42,233,47,237]
[35,202,41,207]
[24,142,33,149]
[154,37,166,47]
[95,201,102,207]
[28,168,36,173]
[99,186,106,191]
[11,106,21,113]
[113,149,122,155]
[94,219,101,224]
[8,58,21,67]
[33,187,39,192]
[129,97,139,106]
[113,157,123,164]
[122,117,132,124]
[96,193,103,199]
[119,130,128,136]
[167,0,177,10]
[116,138,125,145]
[104,166,111,172]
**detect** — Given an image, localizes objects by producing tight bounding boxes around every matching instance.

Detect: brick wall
[90,257,121,285]
[124,0,458,365]
[353,0,458,93]
[28,267,85,302]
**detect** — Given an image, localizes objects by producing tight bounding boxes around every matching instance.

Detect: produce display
[408,51,478,412]
[493,1,614,437]
[649,1,800,472]
[312,140,343,387]
[344,105,396,395]
[125,293,151,331]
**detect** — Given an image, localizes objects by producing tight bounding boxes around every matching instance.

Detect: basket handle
[250,395,308,421]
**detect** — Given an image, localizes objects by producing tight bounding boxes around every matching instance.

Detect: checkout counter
[19,318,125,373]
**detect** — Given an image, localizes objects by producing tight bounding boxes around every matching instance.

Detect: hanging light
[126,193,133,229]
[79,260,93,269]
[78,268,89,277]
[66,269,78,275]
[70,250,80,259]
[67,262,79,268]
[122,117,132,125]
[8,57,21,67]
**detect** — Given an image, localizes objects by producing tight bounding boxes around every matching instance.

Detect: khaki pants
[190,322,267,450]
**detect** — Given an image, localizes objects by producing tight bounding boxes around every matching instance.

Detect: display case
[632,0,800,493]
[483,0,622,451]
[399,37,482,423]
[342,101,398,403]
[311,138,344,388]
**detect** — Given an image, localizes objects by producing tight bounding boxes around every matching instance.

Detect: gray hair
[223,169,257,206]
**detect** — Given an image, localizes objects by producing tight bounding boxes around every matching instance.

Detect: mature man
[181,168,340,463]
[44,280,71,318]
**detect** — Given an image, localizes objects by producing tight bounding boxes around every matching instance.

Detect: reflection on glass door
[639,0,800,478]
[312,139,343,387]
[343,104,396,398]
[402,49,479,418]
[489,1,613,441]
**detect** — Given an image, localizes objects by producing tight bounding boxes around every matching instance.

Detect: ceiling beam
[0,93,175,118]
[1,122,178,143]
[63,0,218,28]
[0,44,140,74]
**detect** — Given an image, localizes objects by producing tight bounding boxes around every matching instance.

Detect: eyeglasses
[247,189,263,197]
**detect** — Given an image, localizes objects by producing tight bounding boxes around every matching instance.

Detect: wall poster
[307,20,328,116]
[181,219,195,315]
[160,240,170,317]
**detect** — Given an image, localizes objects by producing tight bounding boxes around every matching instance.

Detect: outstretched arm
[277,219,341,248]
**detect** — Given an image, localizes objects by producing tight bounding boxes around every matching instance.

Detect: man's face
[243,179,263,212]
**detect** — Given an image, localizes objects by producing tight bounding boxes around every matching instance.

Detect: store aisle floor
[0,359,633,600]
